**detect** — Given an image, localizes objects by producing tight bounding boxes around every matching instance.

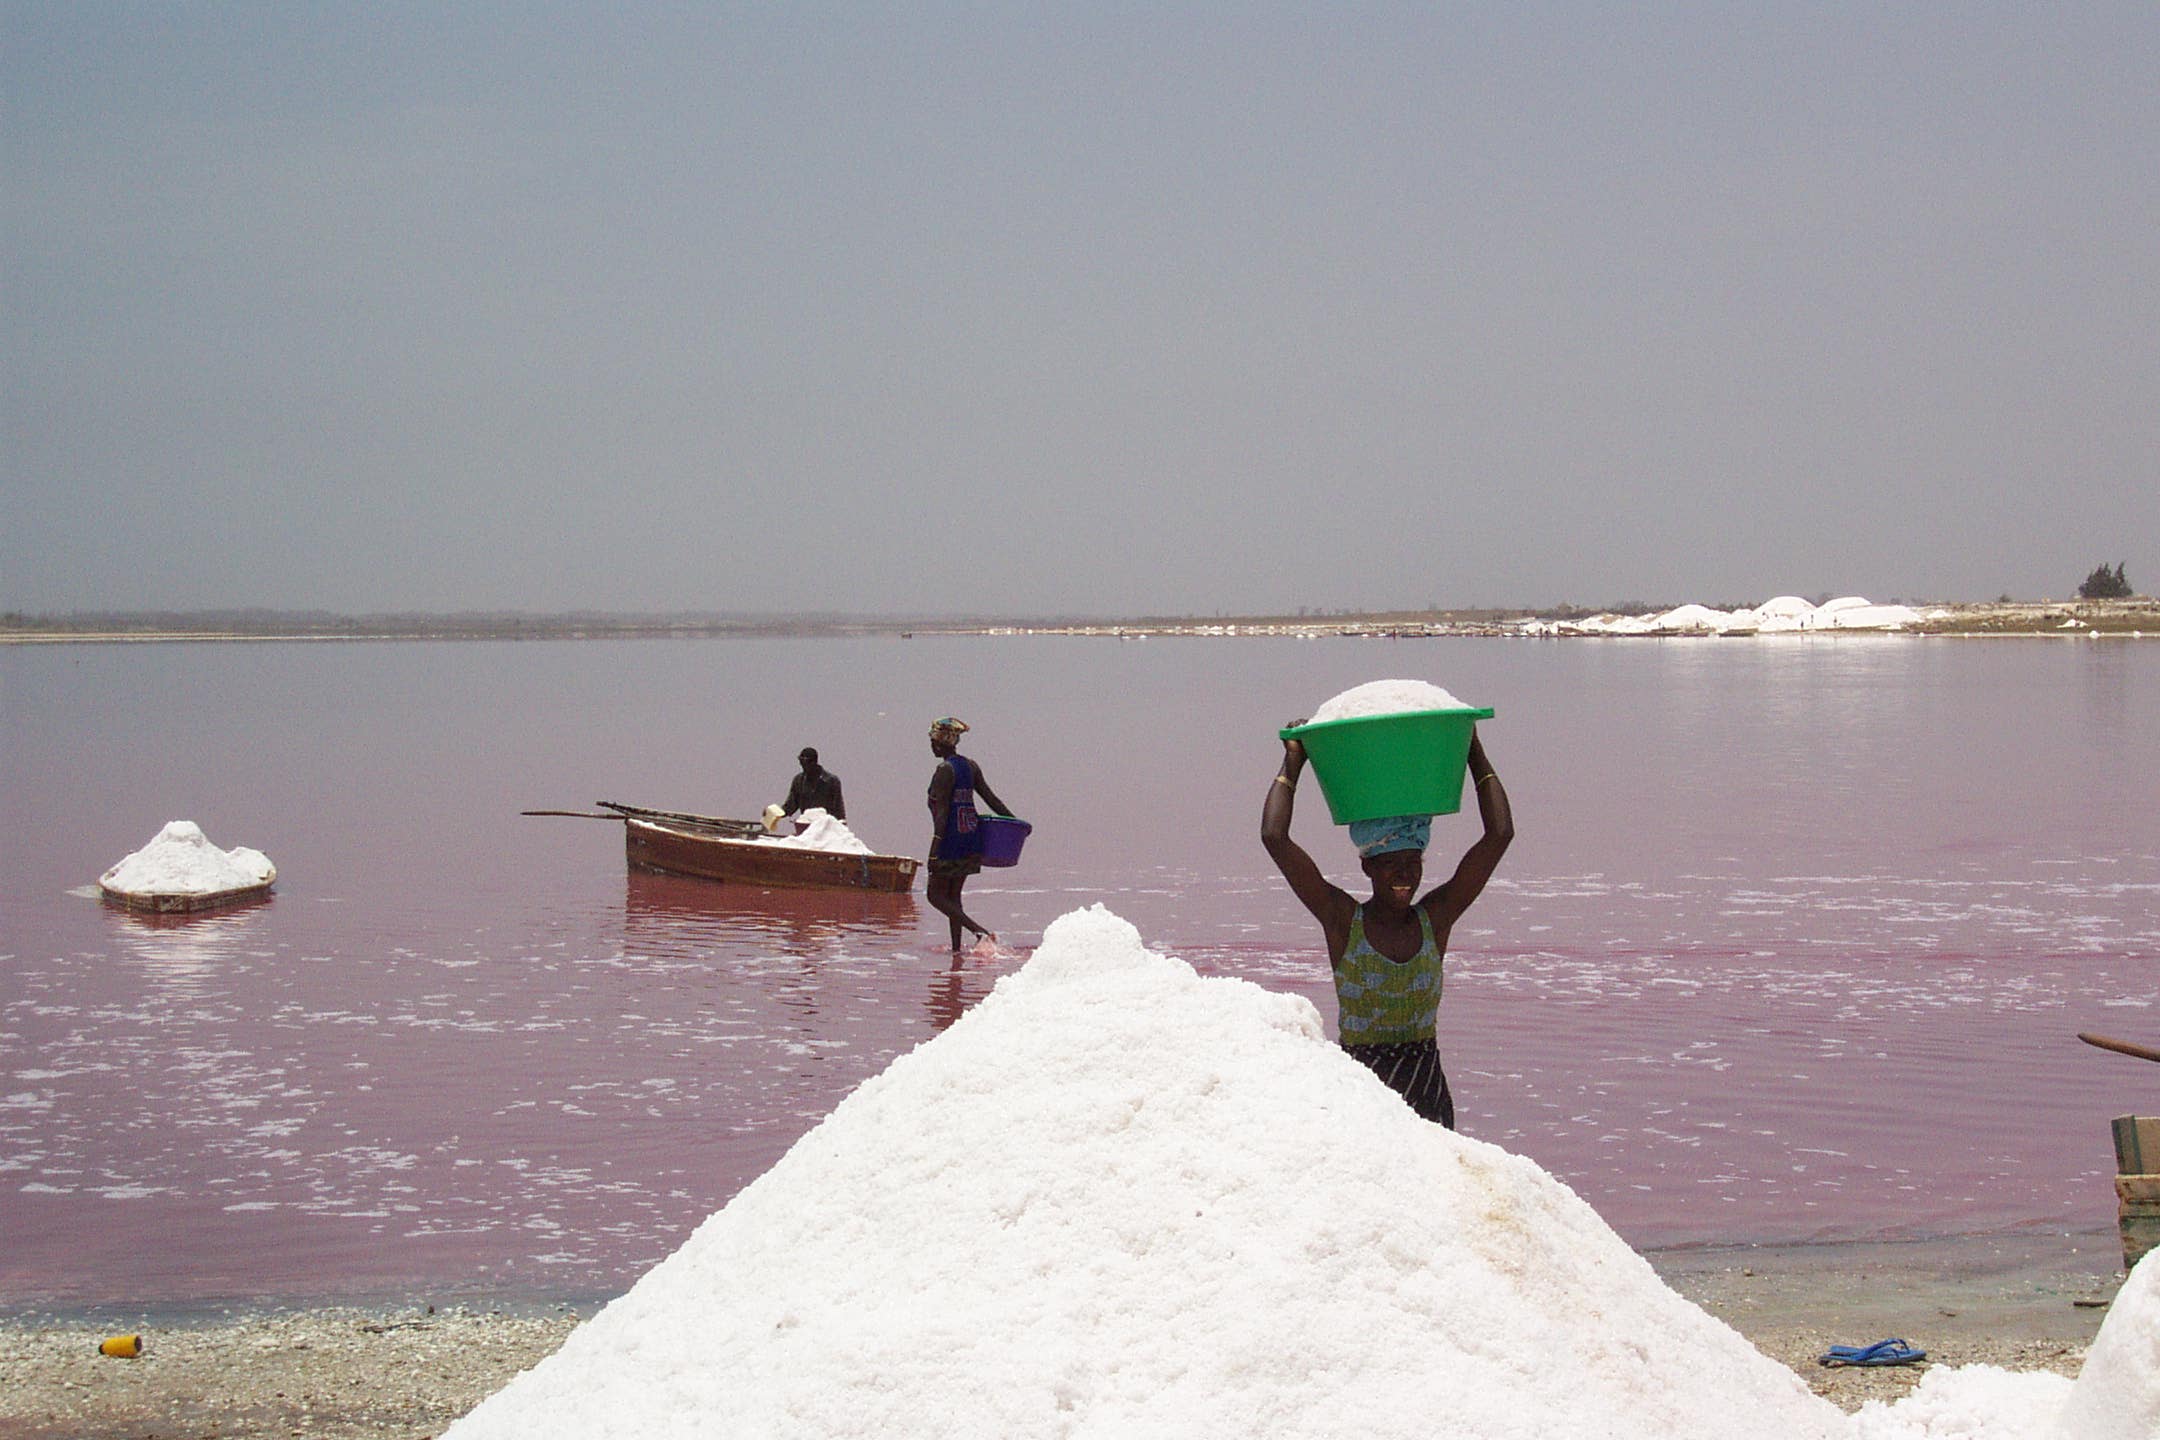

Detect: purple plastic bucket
[977,815,1032,867]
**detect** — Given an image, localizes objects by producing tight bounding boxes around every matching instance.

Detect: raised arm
[1263,727,1354,932]
[1422,729,1514,927]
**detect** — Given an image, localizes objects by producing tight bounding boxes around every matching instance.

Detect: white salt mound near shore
[446,907,2157,1440]
[99,820,275,896]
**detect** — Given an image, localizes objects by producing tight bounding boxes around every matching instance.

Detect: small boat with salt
[601,801,920,894]
[98,820,278,915]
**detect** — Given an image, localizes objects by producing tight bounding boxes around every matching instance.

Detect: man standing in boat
[925,717,1012,951]
[780,747,846,822]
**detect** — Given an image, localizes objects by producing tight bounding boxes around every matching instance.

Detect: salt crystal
[1308,678,1473,724]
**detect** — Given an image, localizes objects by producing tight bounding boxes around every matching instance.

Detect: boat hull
[625,819,918,893]
[98,878,276,914]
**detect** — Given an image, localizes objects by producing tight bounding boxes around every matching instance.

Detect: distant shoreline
[3,597,2155,644]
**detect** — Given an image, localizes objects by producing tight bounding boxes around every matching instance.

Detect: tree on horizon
[2077,562,2133,600]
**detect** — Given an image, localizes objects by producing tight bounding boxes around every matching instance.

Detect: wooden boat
[97,821,277,915]
[605,801,919,894]
[2080,1038,2160,1270]
[99,875,276,915]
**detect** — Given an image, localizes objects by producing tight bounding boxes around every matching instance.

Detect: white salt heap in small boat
[1308,677,1474,723]
[99,821,275,896]
[756,808,874,854]
[445,905,2156,1440]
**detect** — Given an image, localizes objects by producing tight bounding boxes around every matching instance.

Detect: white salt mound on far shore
[445,905,2157,1440]
[1518,594,1926,637]
[1308,677,1474,723]
[99,821,275,896]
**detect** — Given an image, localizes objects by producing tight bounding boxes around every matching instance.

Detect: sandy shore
[0,1234,2124,1438]
[1656,1233,2118,1412]
[0,1304,578,1440]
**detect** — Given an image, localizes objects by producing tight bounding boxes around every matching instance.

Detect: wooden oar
[521,802,767,837]
[2080,1032,2160,1065]
[596,800,768,838]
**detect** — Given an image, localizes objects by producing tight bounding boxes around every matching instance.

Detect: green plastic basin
[1281,706,1495,825]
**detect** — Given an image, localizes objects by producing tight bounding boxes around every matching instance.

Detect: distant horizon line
[8,595,2151,643]
[0,591,2056,623]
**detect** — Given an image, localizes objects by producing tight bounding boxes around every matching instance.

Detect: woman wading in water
[1262,724,1512,1129]
[925,716,1014,951]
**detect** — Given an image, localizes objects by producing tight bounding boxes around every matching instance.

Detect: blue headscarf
[1349,814,1432,858]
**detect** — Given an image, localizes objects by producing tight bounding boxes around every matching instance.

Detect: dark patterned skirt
[1342,1037,1455,1129]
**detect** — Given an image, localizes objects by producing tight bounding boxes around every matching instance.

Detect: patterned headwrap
[929,716,970,742]
[1349,814,1432,858]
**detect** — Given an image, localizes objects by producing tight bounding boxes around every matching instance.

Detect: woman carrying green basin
[1262,725,1513,1129]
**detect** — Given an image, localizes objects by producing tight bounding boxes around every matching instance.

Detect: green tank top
[1333,904,1443,1046]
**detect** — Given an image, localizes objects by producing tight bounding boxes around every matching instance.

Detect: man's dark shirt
[783,768,845,820]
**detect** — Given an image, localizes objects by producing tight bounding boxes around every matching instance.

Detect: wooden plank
[2114,1116,2160,1174]
[2121,1212,2160,1271]
[2117,1175,2160,1205]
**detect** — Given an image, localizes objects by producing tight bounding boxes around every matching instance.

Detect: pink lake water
[2,635,2155,1309]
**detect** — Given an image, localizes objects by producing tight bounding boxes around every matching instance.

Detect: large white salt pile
[1308,677,1473,723]
[1811,601,1923,631]
[448,905,1851,1440]
[757,809,874,855]
[1651,603,1737,633]
[447,906,2158,1439]
[99,821,275,896]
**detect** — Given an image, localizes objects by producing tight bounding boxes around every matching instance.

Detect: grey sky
[5,3,2155,616]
